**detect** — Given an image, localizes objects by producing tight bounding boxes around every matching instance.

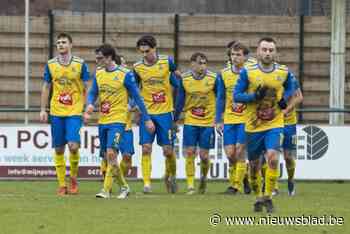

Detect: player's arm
[278,71,296,110]
[234,68,256,103]
[215,73,225,135]
[168,56,182,77]
[124,72,155,133]
[81,62,91,89]
[173,78,185,122]
[284,78,303,114]
[39,64,52,123]
[84,75,99,122]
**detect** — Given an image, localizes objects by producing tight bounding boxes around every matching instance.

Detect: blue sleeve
[168,56,177,72]
[81,63,90,82]
[174,79,185,122]
[43,64,52,83]
[283,71,295,100]
[128,97,136,109]
[170,72,179,88]
[124,72,150,121]
[133,70,141,84]
[234,68,256,103]
[87,76,98,105]
[215,74,225,123]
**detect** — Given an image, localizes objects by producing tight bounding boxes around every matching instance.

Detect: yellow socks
[200,159,209,178]
[54,152,66,187]
[103,164,114,192]
[120,158,128,177]
[112,164,128,188]
[69,151,80,178]
[287,158,296,181]
[185,156,195,188]
[250,170,262,197]
[165,153,177,177]
[228,163,236,187]
[100,158,107,178]
[264,167,279,198]
[234,162,247,192]
[142,154,152,186]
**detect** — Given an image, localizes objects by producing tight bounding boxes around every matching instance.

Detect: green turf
[0,180,349,234]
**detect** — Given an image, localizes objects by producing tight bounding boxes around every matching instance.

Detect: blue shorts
[223,123,246,146]
[139,112,175,146]
[246,128,283,161]
[283,124,296,151]
[119,130,135,156]
[183,125,215,149]
[50,115,82,148]
[98,123,125,157]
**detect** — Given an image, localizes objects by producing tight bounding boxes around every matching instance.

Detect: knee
[55,147,65,155]
[68,143,79,154]
[249,160,260,173]
[163,147,173,158]
[185,148,196,157]
[142,145,152,155]
[106,150,117,164]
[123,156,132,166]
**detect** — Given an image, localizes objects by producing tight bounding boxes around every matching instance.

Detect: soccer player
[39,33,90,196]
[84,44,154,199]
[234,37,294,213]
[133,35,179,194]
[174,52,222,194]
[216,42,251,195]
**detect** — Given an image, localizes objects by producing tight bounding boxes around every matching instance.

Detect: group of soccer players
[40,32,302,213]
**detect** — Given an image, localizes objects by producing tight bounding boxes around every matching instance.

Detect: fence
[0,12,349,123]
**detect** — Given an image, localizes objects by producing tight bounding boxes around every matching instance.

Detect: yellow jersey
[92,66,130,125]
[234,63,294,132]
[220,66,247,124]
[44,56,90,116]
[133,55,177,115]
[177,70,218,127]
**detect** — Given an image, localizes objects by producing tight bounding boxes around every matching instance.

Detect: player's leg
[155,112,177,193]
[140,115,156,193]
[246,131,265,212]
[233,123,248,194]
[119,130,135,177]
[97,124,129,199]
[198,127,215,194]
[183,125,199,194]
[66,116,82,194]
[50,116,67,196]
[263,128,283,213]
[283,124,297,196]
[98,125,108,180]
[223,124,237,193]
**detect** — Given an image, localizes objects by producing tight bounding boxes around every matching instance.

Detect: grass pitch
[0,180,349,234]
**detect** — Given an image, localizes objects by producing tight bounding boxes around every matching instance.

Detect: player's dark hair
[99,43,117,62]
[190,52,208,62]
[57,32,72,43]
[232,42,250,56]
[258,37,277,46]
[137,35,157,48]
[96,44,122,64]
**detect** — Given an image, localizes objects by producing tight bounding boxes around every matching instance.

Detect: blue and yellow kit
[133,55,178,115]
[87,65,150,125]
[44,56,90,116]
[234,63,294,133]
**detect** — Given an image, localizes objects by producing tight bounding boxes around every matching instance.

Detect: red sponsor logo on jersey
[191,107,206,117]
[101,101,111,114]
[152,91,166,103]
[231,103,246,113]
[257,107,275,121]
[58,92,73,105]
